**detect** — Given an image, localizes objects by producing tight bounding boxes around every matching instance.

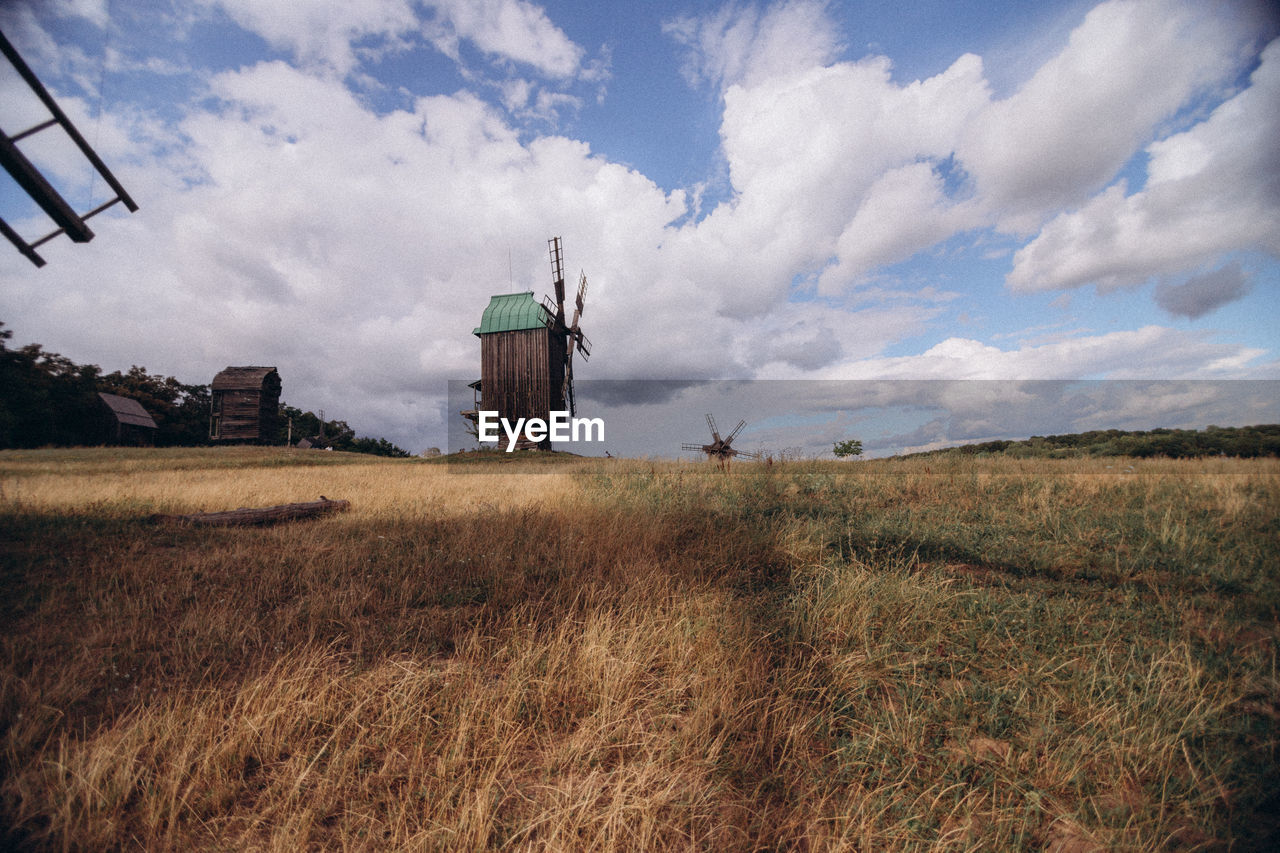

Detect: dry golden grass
[0,447,585,520]
[1,448,1276,850]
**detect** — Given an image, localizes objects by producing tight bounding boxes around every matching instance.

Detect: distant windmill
[463,237,591,449]
[682,414,761,468]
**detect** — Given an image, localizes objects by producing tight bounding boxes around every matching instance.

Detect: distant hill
[898,424,1280,460]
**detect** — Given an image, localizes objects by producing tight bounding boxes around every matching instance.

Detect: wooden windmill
[465,237,590,448]
[682,414,761,468]
[210,367,281,443]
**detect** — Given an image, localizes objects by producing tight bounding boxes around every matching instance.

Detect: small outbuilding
[210,366,281,443]
[97,392,157,445]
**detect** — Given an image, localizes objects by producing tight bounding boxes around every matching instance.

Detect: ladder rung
[10,118,59,143]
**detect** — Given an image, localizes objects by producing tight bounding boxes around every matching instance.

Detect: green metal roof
[473,291,550,335]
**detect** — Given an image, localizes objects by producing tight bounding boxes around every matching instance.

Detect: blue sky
[2,0,1278,454]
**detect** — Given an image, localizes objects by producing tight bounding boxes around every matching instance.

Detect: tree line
[276,405,409,457]
[0,323,408,456]
[901,424,1280,460]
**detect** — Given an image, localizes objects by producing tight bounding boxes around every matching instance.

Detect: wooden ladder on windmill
[0,30,139,268]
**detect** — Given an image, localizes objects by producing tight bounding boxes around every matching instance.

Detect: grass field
[1,447,1277,850]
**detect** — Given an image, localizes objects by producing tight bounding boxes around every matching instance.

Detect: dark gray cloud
[1155,262,1253,319]
[578,379,708,407]
[447,379,1280,457]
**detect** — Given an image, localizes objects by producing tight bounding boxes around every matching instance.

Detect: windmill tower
[465,237,590,449]
[210,366,281,443]
[682,414,761,469]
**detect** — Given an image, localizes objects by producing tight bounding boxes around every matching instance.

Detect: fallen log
[152,496,350,527]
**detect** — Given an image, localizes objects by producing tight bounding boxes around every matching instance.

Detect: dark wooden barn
[210,366,281,443]
[97,392,157,445]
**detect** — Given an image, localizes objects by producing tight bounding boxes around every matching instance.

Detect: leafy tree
[277,403,410,457]
[896,423,1280,460]
[0,323,100,447]
[347,436,411,457]
[833,438,863,459]
[1,323,408,454]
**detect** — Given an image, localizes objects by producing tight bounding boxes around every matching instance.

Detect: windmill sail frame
[0,29,139,268]
[683,413,761,468]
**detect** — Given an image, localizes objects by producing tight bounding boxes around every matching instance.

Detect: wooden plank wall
[210,369,281,443]
[213,390,266,441]
[258,373,281,439]
[481,327,558,423]
[548,331,567,411]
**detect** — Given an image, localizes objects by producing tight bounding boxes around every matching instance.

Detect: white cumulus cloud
[664,0,842,91]
[956,0,1251,233]
[426,0,585,79]
[1007,38,1280,292]
[212,0,419,77]
[3,0,1277,454]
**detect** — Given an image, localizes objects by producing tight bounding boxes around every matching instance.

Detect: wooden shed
[210,366,281,443]
[97,392,157,445]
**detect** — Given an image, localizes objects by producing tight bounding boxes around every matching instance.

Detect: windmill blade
[539,294,557,327]
[562,339,576,417]
[568,273,587,349]
[728,448,762,460]
[725,419,746,445]
[572,329,590,359]
[706,414,720,442]
[548,236,566,322]
[681,443,705,452]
